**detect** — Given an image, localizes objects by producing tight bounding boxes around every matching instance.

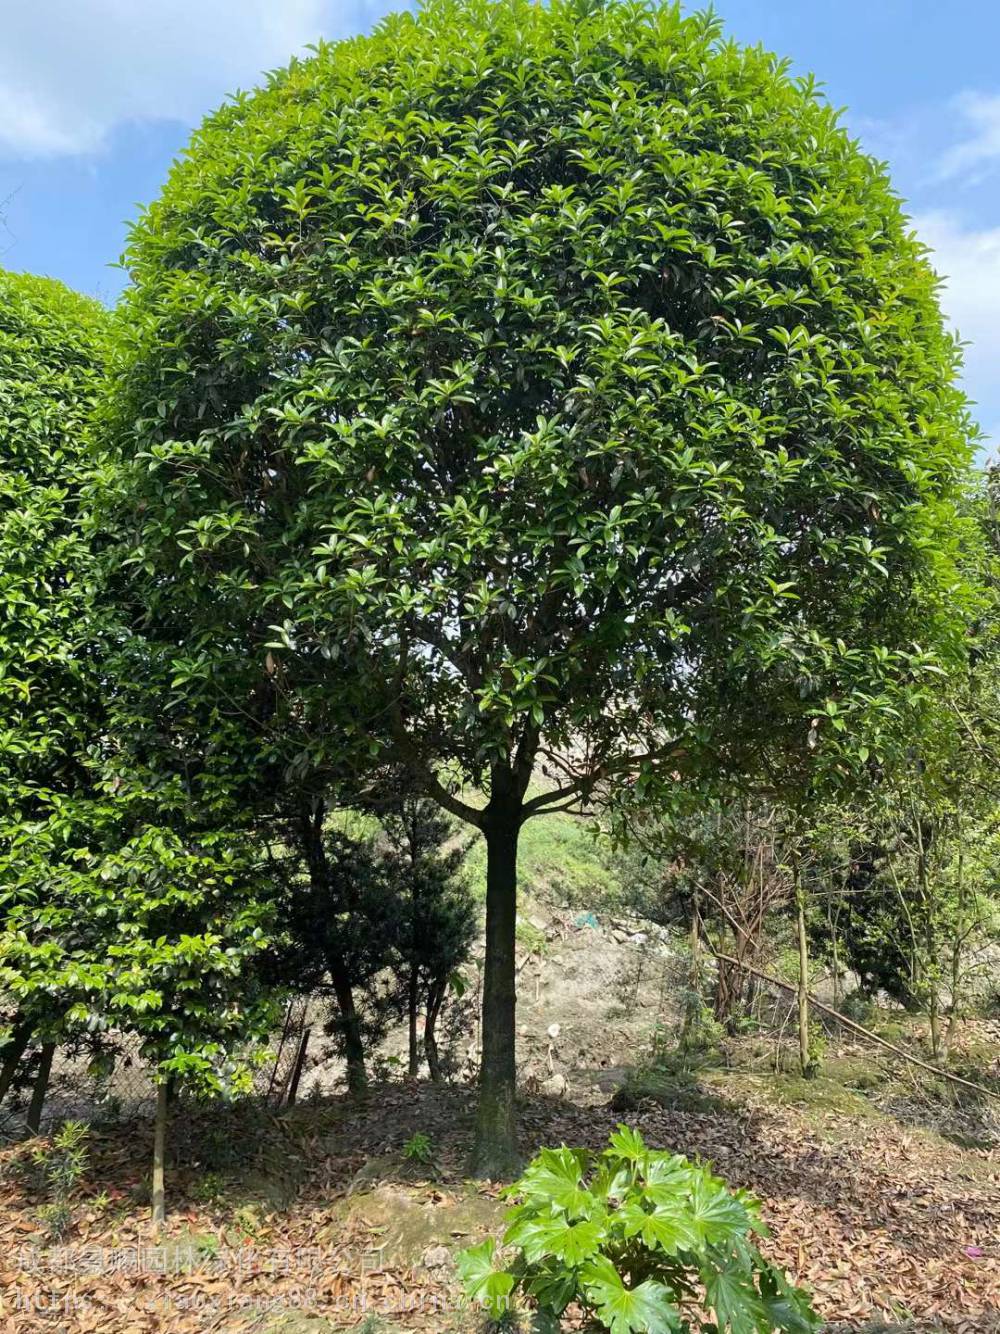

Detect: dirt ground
[0,1066,997,1334]
[1,911,997,1334]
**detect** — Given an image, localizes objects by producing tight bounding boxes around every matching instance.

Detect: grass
[463,793,618,907]
[611,1065,732,1115]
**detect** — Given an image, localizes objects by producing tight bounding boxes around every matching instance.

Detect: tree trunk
[469,812,520,1178]
[425,978,445,1082]
[796,883,815,1079]
[152,1080,168,1230]
[407,967,420,1078]
[714,945,741,1030]
[329,961,367,1097]
[26,1041,54,1135]
[928,978,942,1060]
[680,894,702,1051]
[926,910,941,1060]
[299,798,368,1097]
[0,1021,31,1107]
[828,896,843,1011]
[942,844,965,1060]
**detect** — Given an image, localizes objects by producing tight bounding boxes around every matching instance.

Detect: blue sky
[2,1,997,450]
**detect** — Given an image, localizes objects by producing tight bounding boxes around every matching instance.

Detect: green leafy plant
[33,1121,90,1240]
[458,1126,817,1333]
[195,1232,221,1261]
[402,1131,434,1165]
[192,1171,227,1205]
[0,268,110,1114]
[806,1023,827,1074]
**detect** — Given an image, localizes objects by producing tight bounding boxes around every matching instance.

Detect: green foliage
[805,1022,827,1073]
[383,796,477,1077]
[102,0,978,1168]
[0,268,111,1048]
[108,0,973,824]
[0,265,276,1101]
[838,990,874,1024]
[458,1125,817,1333]
[32,1121,90,1240]
[515,918,548,955]
[0,809,276,1095]
[0,269,109,801]
[267,808,403,1080]
[402,1131,434,1164]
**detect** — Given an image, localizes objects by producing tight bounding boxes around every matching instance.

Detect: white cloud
[914,210,1000,444]
[934,91,1000,186]
[0,0,389,159]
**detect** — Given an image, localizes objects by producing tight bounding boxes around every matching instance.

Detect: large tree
[0,268,110,1095]
[0,272,276,1165]
[105,0,973,1173]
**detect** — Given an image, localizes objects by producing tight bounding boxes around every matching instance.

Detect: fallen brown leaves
[0,1079,996,1333]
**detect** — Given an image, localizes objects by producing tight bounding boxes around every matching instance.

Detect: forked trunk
[26,1041,54,1135]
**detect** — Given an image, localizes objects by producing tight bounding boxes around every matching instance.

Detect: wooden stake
[152,1081,168,1230]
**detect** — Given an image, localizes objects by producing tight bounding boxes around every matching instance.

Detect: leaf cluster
[106,0,976,817]
[458,1124,817,1332]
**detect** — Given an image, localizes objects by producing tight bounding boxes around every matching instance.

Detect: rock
[541,1073,567,1098]
[546,1023,561,1040]
[612,929,629,943]
[422,1245,453,1271]
[629,932,649,945]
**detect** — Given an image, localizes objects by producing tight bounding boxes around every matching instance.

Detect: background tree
[383,796,476,1079]
[0,270,276,1224]
[0,268,110,1113]
[266,803,400,1095]
[106,0,973,1172]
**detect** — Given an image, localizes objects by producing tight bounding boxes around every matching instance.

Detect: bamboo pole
[708,948,1000,1103]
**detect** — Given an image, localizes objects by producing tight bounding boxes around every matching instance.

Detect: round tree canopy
[1,269,106,477]
[111,0,974,795]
